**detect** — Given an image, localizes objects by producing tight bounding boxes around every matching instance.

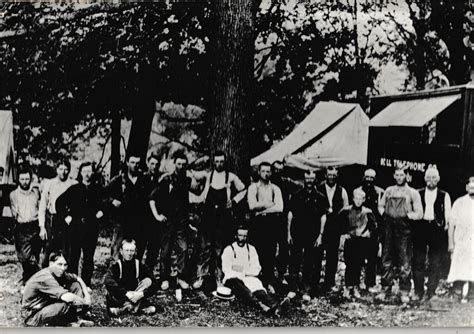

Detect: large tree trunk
[110,111,122,177]
[209,0,255,183]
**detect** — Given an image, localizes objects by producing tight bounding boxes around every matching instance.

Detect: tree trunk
[127,67,155,166]
[209,0,255,183]
[110,110,121,177]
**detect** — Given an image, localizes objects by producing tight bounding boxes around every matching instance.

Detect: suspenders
[117,259,140,280]
[230,243,251,262]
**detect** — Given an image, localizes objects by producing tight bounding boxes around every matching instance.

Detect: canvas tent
[0,110,15,184]
[251,101,369,170]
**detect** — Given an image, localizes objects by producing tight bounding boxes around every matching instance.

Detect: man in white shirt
[222,225,278,314]
[413,167,452,302]
[39,159,77,267]
[316,166,349,292]
[247,162,283,291]
[10,166,41,283]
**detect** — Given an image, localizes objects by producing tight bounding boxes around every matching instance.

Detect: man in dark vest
[413,167,452,302]
[354,169,384,291]
[316,166,349,292]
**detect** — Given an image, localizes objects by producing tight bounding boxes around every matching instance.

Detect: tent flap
[370,94,461,127]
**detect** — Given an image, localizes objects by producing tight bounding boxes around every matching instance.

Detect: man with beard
[149,152,194,291]
[55,161,105,286]
[287,170,327,301]
[104,239,159,316]
[10,166,41,283]
[377,167,423,303]
[271,160,299,285]
[39,159,77,267]
[222,225,280,315]
[316,166,349,292]
[108,154,148,260]
[247,162,283,292]
[193,151,246,291]
[354,169,384,291]
[22,252,93,327]
[413,167,451,302]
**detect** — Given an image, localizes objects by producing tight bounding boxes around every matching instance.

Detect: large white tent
[0,110,15,184]
[251,101,369,170]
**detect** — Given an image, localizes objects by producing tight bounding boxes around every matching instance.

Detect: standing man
[55,161,104,286]
[377,167,423,303]
[413,167,451,302]
[316,166,349,292]
[194,151,246,290]
[10,166,41,283]
[339,189,377,299]
[149,152,193,291]
[271,160,299,285]
[247,162,283,292]
[287,170,327,301]
[39,159,77,267]
[21,252,93,327]
[354,169,384,291]
[108,154,148,260]
[142,154,162,272]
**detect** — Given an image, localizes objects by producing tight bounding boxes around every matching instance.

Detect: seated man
[21,252,93,327]
[221,225,279,314]
[104,239,159,316]
[338,189,377,299]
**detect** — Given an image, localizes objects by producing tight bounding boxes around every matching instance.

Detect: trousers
[412,220,448,297]
[24,282,84,327]
[41,213,67,268]
[322,218,341,288]
[160,218,188,280]
[106,278,152,308]
[14,221,41,283]
[65,221,98,286]
[344,236,372,287]
[381,216,413,291]
[289,235,323,293]
[224,278,276,309]
[250,214,279,285]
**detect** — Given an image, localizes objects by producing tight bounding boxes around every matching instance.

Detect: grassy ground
[0,237,473,328]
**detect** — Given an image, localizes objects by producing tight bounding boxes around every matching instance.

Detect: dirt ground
[0,237,473,328]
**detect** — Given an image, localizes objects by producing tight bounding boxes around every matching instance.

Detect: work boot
[400,291,410,304]
[353,287,362,299]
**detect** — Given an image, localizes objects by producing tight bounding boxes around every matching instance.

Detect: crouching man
[21,252,93,327]
[221,225,279,315]
[104,239,159,316]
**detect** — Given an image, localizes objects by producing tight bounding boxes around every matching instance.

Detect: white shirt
[423,188,452,223]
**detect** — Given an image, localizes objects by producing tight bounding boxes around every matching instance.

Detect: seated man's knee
[69,282,84,297]
[27,302,70,326]
[138,278,152,290]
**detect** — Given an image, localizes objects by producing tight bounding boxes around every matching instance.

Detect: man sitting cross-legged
[21,252,93,327]
[222,225,280,315]
[104,239,159,316]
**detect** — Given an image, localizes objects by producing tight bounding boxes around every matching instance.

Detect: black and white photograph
[0,0,473,328]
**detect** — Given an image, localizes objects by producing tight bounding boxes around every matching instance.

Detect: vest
[419,188,446,228]
[317,183,344,215]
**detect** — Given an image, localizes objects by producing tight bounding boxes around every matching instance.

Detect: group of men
[2,150,456,326]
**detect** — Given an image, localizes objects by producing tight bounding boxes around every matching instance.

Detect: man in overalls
[193,151,246,291]
[377,167,423,303]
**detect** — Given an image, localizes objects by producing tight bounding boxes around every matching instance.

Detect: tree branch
[156,108,205,123]
[151,129,207,154]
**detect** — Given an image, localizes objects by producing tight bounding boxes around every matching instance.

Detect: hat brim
[212,291,235,301]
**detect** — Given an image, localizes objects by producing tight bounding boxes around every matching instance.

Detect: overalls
[381,195,413,292]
